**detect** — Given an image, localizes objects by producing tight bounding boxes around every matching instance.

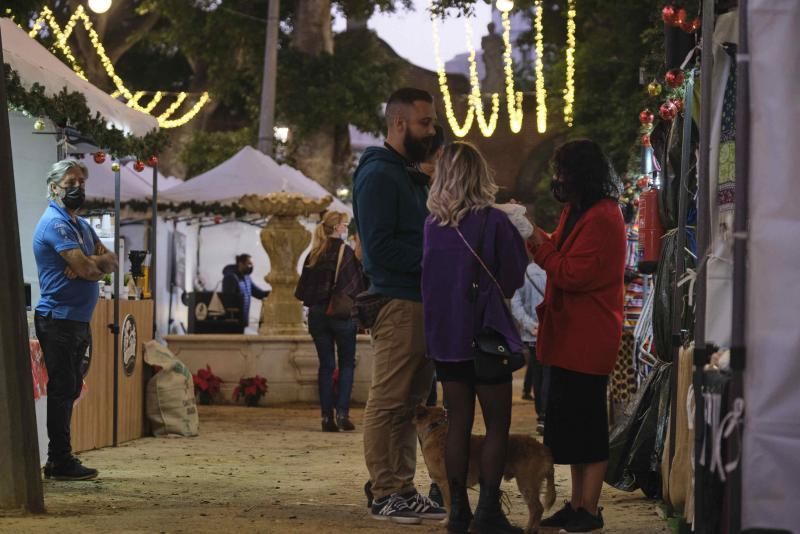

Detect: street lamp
[496,0,514,13]
[87,0,112,14]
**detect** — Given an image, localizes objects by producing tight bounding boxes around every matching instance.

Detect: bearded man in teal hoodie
[353,88,447,525]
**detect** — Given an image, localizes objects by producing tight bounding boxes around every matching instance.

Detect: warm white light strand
[533,0,547,133]
[463,19,500,137]
[501,11,524,133]
[431,13,475,137]
[564,0,577,127]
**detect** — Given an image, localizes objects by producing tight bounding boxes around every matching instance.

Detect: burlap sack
[144,341,199,437]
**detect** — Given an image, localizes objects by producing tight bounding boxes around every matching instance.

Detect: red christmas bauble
[642,134,651,147]
[660,101,678,121]
[680,20,694,33]
[133,160,145,172]
[661,5,677,25]
[147,155,159,167]
[93,151,106,164]
[665,68,685,89]
[639,109,655,125]
[671,98,684,112]
[675,8,687,26]
[690,18,701,32]
[214,215,222,224]
[637,177,650,189]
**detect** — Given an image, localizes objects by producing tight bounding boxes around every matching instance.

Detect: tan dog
[414,405,556,533]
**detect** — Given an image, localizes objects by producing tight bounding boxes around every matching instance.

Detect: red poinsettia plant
[192,365,223,405]
[233,375,268,407]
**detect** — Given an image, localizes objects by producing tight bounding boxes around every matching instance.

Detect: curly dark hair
[552,139,620,209]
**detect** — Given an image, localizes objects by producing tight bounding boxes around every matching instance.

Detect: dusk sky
[332,0,494,72]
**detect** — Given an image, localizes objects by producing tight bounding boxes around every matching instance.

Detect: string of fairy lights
[27,5,210,129]
[431,0,577,138]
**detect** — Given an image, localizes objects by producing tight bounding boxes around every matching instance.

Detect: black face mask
[61,186,85,210]
[550,179,570,203]
[403,129,433,164]
[243,266,254,276]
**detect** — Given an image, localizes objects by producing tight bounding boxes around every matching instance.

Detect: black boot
[471,482,522,534]
[447,480,473,533]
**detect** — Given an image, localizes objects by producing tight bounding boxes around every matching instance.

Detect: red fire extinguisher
[637,188,664,274]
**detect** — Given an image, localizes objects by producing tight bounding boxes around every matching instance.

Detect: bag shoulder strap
[525,271,544,297]
[456,210,504,297]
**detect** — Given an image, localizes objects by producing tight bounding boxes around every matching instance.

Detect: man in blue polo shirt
[33,159,118,481]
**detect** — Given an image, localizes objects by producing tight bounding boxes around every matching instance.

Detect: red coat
[532,199,626,376]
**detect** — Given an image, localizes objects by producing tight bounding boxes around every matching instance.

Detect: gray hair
[46,159,88,200]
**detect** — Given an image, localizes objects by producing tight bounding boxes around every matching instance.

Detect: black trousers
[524,343,549,423]
[35,315,91,464]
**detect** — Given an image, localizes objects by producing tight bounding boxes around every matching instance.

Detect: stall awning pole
[693,0,716,530]
[151,165,158,340]
[727,1,749,531]
[112,163,121,448]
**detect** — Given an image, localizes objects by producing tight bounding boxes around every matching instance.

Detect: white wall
[10,111,56,307]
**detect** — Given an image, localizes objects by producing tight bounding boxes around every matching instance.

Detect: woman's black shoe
[336,416,356,431]
[540,501,575,528]
[471,483,522,534]
[321,417,339,432]
[446,480,473,533]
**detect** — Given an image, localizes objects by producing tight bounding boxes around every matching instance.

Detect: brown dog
[414,405,556,533]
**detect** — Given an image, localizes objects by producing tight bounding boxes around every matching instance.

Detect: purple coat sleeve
[492,213,528,298]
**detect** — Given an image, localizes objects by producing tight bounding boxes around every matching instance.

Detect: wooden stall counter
[71,299,153,453]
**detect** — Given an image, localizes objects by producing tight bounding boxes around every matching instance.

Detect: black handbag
[457,210,525,380]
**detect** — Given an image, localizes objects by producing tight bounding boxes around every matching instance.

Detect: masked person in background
[34,159,118,481]
[222,254,269,333]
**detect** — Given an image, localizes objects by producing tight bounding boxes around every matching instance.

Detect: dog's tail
[544,465,556,510]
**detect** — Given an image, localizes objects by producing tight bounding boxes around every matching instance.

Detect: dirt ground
[1,399,666,534]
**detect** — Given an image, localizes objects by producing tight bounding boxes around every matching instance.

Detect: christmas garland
[84,198,250,218]
[3,64,169,160]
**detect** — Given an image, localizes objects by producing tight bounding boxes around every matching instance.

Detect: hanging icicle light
[563,0,577,127]
[533,0,547,133]
[463,19,500,137]
[431,10,475,137]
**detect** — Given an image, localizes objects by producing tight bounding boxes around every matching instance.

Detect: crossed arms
[60,241,119,281]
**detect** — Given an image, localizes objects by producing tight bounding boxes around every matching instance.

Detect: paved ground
[0,400,667,533]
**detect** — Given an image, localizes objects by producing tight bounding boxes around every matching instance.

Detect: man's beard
[403,130,433,164]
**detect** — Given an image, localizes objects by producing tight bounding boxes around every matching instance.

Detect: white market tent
[160,145,351,214]
[84,157,180,202]
[1,17,157,136]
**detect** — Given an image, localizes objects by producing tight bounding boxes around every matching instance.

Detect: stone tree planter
[239,192,332,336]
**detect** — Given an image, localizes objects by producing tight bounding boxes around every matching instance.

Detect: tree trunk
[287,0,350,191]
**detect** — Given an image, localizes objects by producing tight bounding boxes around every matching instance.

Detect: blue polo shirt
[33,201,100,323]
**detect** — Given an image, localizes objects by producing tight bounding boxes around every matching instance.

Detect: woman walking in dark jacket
[422,142,528,534]
[296,211,364,432]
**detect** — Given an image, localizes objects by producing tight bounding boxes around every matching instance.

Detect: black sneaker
[522,392,534,401]
[370,493,423,524]
[428,482,444,507]
[337,416,356,431]
[559,507,603,533]
[403,489,448,520]
[541,501,575,529]
[43,457,98,481]
[536,422,545,435]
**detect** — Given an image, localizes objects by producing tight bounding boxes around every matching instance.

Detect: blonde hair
[308,211,349,267]
[427,142,498,227]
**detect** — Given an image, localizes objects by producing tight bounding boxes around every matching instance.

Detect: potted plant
[233,375,268,407]
[192,365,223,405]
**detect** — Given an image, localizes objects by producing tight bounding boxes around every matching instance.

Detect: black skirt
[543,366,609,465]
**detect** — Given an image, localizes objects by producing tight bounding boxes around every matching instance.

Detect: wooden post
[0,23,46,512]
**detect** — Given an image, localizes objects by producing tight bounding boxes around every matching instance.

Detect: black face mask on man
[243,266,254,276]
[58,185,86,210]
[550,179,571,204]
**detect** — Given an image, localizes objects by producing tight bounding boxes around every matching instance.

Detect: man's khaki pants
[363,299,434,501]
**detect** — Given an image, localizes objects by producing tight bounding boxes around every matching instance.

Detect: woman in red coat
[527,140,626,533]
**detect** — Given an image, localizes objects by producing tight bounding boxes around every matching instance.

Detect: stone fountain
[238,192,331,335]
